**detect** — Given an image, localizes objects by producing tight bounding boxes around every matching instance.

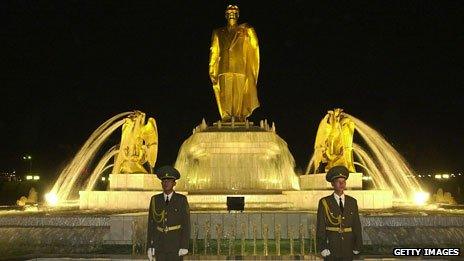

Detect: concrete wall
[1,212,464,250]
[299,173,363,190]
[79,190,393,211]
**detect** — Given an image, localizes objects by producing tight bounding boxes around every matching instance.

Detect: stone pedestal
[174,126,300,192]
[79,189,393,210]
[79,191,161,210]
[79,174,161,210]
[283,190,393,210]
[78,121,392,211]
[109,173,161,191]
[299,173,363,190]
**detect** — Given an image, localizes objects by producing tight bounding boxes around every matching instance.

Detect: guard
[316,165,363,260]
[147,165,190,261]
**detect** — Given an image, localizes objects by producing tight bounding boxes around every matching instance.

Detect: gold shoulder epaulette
[322,198,341,226]
[152,197,166,223]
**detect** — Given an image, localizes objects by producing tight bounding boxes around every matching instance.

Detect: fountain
[175,120,299,193]
[263,224,269,256]
[304,108,423,203]
[2,90,462,259]
[33,7,417,214]
[44,110,160,209]
[289,226,294,255]
[350,114,422,201]
[227,226,235,256]
[204,221,211,255]
[275,224,281,256]
[192,222,198,254]
[252,223,257,256]
[240,222,246,255]
[78,111,163,209]
[215,223,222,255]
[2,5,464,260]
[47,112,132,205]
[39,107,412,212]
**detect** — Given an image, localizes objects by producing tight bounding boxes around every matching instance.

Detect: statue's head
[225,5,239,21]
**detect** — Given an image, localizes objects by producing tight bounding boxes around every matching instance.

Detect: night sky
[2,1,463,182]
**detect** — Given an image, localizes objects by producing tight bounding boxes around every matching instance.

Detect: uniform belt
[326,226,352,233]
[157,225,181,233]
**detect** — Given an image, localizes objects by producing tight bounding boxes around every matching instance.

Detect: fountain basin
[108,173,161,191]
[174,126,300,192]
[79,190,393,210]
[299,173,363,190]
[1,208,464,258]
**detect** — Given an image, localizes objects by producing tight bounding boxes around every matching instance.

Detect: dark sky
[2,1,463,181]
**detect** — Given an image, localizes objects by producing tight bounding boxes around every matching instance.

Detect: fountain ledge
[79,190,393,210]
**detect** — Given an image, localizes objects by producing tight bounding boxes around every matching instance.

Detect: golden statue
[112,111,158,174]
[209,5,260,121]
[313,108,355,173]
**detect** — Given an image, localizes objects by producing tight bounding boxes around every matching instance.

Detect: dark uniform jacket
[316,194,362,260]
[146,192,190,254]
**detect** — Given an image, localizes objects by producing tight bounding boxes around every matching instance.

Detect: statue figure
[313,108,355,173]
[16,187,38,206]
[209,5,260,122]
[112,111,158,174]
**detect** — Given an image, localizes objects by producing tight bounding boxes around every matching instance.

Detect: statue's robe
[209,23,260,120]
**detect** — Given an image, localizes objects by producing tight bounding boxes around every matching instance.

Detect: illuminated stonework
[78,190,393,210]
[174,122,300,193]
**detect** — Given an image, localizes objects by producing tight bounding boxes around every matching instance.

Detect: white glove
[353,250,360,254]
[147,248,155,261]
[321,249,331,257]
[178,248,188,256]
